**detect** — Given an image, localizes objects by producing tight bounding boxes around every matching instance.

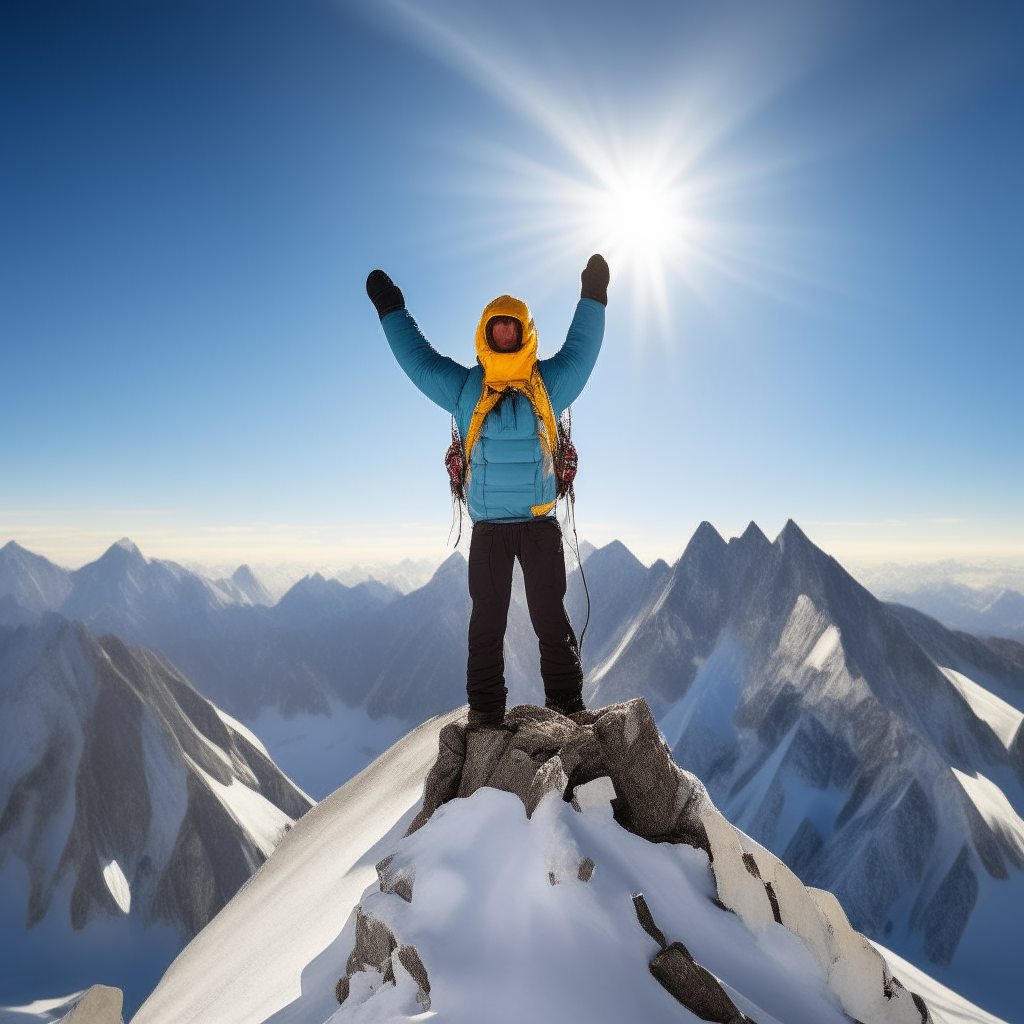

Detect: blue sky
[1,0,1021,568]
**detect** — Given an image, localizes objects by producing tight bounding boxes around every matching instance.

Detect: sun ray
[383,0,838,342]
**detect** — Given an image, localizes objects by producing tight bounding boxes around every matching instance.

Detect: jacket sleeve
[380,309,471,415]
[538,298,605,413]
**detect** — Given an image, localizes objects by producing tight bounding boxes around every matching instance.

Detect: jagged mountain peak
[289,571,336,592]
[0,541,73,617]
[587,539,646,574]
[112,536,144,557]
[584,519,1023,1019]
[225,563,272,606]
[774,517,816,553]
[432,551,467,582]
[690,520,728,549]
[675,521,728,577]
[734,520,772,549]
[86,536,147,573]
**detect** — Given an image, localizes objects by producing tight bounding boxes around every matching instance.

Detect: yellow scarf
[463,295,559,517]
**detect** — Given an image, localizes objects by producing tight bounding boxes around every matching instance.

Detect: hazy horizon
[6,522,1024,592]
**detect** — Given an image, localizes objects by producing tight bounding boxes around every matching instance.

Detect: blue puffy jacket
[382,298,604,521]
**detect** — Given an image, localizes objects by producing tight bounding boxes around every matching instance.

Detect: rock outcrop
[57,985,124,1024]
[350,698,933,1024]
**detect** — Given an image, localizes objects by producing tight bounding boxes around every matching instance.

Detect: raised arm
[539,254,609,413]
[366,270,470,415]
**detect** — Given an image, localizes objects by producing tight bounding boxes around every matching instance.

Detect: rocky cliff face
[0,615,313,1011]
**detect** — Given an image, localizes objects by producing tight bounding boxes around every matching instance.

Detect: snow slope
[133,709,463,1024]
[134,704,1005,1024]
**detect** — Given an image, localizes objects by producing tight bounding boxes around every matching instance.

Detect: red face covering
[486,315,523,353]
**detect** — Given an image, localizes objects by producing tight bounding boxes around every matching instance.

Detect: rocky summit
[337,699,936,1024]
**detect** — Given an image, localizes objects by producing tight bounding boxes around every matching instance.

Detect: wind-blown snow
[102,860,131,914]
[804,625,841,670]
[217,708,270,757]
[0,991,84,1023]
[658,637,745,757]
[951,767,1024,859]
[186,756,294,860]
[940,668,1024,748]
[868,942,1009,1024]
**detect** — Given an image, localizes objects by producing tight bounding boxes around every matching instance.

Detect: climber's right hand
[580,254,609,306]
[366,270,406,320]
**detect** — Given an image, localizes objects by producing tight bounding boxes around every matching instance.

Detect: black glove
[366,269,406,319]
[580,253,609,306]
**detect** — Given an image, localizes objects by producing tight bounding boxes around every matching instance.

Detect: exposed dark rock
[1010,719,1024,790]
[406,722,467,835]
[397,943,431,1011]
[336,907,399,1004]
[649,943,747,1023]
[577,856,595,882]
[376,853,414,903]
[911,990,933,1023]
[764,882,782,924]
[334,907,430,1012]
[595,700,689,839]
[631,893,667,949]
[406,699,714,861]
[782,818,824,878]
[633,889,749,1021]
[890,780,939,883]
[920,844,979,965]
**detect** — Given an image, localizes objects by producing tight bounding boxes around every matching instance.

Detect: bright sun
[596,171,681,264]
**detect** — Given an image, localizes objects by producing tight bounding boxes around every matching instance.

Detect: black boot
[467,707,508,731]
[545,692,586,717]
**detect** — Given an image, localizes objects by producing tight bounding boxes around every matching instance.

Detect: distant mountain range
[886,583,1024,642]
[1,527,1022,1020]
[0,615,312,1015]
[850,561,1024,642]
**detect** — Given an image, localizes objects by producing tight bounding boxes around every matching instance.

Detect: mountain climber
[366,255,609,729]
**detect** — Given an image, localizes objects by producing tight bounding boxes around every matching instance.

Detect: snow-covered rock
[0,617,312,1015]
[133,701,1006,1024]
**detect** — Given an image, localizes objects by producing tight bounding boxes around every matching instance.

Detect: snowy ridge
[134,701,1005,1024]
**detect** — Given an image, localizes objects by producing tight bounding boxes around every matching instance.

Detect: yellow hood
[474,295,538,383]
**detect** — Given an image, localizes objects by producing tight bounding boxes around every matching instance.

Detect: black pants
[466,517,583,714]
